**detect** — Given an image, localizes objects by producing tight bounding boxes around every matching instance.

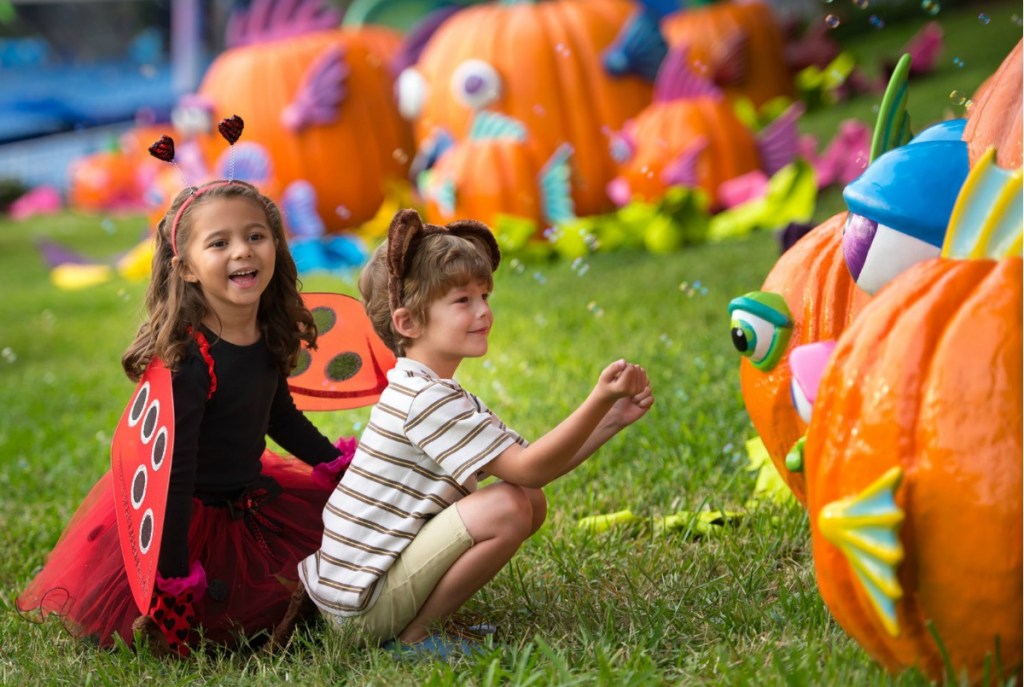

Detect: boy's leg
[396,482,539,643]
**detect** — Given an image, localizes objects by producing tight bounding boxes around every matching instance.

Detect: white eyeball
[397,68,428,120]
[449,59,502,110]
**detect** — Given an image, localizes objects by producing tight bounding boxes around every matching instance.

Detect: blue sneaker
[382,634,486,661]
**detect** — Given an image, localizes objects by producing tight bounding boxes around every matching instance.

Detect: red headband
[169,181,236,256]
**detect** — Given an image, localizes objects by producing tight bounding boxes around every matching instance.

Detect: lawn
[0,3,1020,685]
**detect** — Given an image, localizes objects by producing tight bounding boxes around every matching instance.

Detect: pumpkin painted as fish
[729,213,871,505]
[398,0,652,219]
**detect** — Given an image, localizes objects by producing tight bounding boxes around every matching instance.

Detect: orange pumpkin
[660,0,794,107]
[732,213,871,505]
[404,0,653,219]
[964,40,1022,170]
[804,256,1022,683]
[611,97,760,207]
[68,151,145,211]
[196,25,413,233]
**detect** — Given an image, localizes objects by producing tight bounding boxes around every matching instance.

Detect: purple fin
[281,45,349,131]
[757,102,805,176]
[217,141,273,184]
[391,6,462,76]
[226,0,342,49]
[654,48,721,103]
[714,31,748,86]
[36,239,100,268]
[661,138,708,187]
[603,9,668,82]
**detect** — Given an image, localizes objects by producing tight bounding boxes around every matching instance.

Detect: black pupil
[731,327,749,353]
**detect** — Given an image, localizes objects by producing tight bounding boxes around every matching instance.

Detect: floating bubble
[949,90,967,106]
[532,272,547,285]
[1,347,15,363]
[921,0,940,15]
[586,301,604,317]
[964,98,975,111]
[139,64,157,79]
[508,258,525,274]
[978,13,990,24]
[1013,14,1022,26]
[659,333,673,347]
[101,218,116,234]
[952,57,964,68]
[335,205,351,219]
[869,14,884,28]
[822,0,835,3]
[852,0,868,9]
[825,14,841,28]
[392,149,409,164]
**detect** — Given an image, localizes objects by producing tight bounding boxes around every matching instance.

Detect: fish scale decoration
[194,0,413,234]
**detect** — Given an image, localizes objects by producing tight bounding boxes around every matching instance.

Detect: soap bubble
[825,14,841,28]
[921,0,940,15]
[852,0,868,9]
[952,57,964,68]
[1,347,16,364]
[949,90,967,106]
[978,13,990,24]
[869,14,885,28]
[586,301,604,317]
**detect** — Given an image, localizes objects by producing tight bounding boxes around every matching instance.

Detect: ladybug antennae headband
[147,115,245,256]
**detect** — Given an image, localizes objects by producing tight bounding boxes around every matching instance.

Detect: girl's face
[406,279,492,375]
[179,196,277,324]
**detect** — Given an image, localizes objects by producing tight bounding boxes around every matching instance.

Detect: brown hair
[121,180,316,380]
[360,209,499,356]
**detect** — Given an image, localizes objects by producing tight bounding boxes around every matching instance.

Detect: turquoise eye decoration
[727,291,793,371]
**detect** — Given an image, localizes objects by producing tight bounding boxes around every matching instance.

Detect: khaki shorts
[347,503,474,642]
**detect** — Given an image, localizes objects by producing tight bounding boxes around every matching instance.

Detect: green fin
[343,0,474,31]
[869,54,913,163]
[577,509,639,533]
[941,148,1023,259]
[818,467,905,636]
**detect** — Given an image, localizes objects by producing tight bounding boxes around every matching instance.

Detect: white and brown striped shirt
[298,357,527,616]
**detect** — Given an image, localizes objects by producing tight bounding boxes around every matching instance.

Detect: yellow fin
[818,466,905,636]
[942,148,1023,259]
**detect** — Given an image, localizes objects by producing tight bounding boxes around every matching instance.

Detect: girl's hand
[606,384,655,430]
[597,359,650,402]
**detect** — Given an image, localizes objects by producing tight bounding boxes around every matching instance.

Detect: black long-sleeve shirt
[157,330,339,578]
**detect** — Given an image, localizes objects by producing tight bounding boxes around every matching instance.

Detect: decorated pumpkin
[801,254,1022,683]
[728,213,871,504]
[660,0,794,107]
[68,151,147,212]
[420,111,575,232]
[398,0,653,219]
[191,0,413,233]
[964,40,1022,170]
[607,48,801,209]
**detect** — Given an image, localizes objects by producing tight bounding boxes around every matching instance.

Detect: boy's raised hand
[598,359,654,430]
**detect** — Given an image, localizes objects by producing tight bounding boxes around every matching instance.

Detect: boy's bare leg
[396,482,542,643]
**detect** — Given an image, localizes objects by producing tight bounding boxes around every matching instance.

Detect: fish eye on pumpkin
[397,68,429,120]
[727,291,793,371]
[449,59,502,109]
[842,212,941,295]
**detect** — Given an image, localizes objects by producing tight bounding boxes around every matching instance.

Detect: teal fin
[469,110,526,142]
[435,177,456,218]
[942,148,1023,259]
[538,144,575,225]
[869,54,913,163]
[818,466,905,636]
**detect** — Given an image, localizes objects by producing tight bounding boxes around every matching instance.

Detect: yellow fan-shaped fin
[942,148,1023,259]
[818,466,905,636]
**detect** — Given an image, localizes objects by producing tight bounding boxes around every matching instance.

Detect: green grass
[1,4,1020,685]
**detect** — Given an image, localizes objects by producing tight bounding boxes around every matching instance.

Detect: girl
[299,209,655,658]
[18,180,354,656]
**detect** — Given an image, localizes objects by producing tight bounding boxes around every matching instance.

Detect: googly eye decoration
[450,59,502,110]
[397,68,429,120]
[111,359,175,613]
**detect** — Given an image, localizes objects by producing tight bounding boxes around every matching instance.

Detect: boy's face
[407,280,493,369]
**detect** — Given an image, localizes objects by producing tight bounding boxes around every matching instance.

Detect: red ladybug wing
[111,359,174,614]
[289,293,397,411]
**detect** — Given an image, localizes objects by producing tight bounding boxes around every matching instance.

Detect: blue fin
[281,180,325,240]
[942,148,1023,259]
[435,176,456,218]
[539,144,575,225]
[870,53,913,163]
[469,111,526,142]
[603,9,668,82]
[818,467,905,637]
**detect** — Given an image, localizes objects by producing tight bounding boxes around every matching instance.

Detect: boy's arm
[484,361,650,488]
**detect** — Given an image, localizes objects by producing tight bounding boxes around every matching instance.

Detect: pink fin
[281,45,349,131]
[226,0,342,49]
[654,47,721,103]
[757,102,805,176]
[661,137,708,187]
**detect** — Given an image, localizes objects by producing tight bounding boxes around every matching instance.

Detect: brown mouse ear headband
[386,208,501,313]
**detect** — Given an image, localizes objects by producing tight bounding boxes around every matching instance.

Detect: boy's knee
[484,483,536,538]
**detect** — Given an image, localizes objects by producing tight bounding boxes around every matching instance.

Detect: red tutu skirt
[17,450,333,649]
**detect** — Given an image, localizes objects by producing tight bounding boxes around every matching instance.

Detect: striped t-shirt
[298,357,527,616]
